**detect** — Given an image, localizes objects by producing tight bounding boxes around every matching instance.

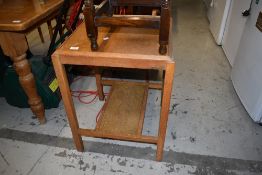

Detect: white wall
[203,0,212,8]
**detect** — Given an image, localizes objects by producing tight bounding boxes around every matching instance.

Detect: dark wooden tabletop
[0,0,63,32]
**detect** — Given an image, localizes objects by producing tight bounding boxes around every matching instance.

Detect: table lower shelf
[96,81,148,136]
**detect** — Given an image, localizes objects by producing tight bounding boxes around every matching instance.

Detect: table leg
[47,20,54,40]
[13,53,46,124]
[52,55,84,151]
[95,68,104,101]
[0,32,45,124]
[37,27,45,43]
[84,0,98,51]
[159,0,170,55]
[156,62,175,161]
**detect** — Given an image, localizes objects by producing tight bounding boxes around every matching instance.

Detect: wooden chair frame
[83,0,170,54]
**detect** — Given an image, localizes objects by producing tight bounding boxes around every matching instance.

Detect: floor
[1,0,262,174]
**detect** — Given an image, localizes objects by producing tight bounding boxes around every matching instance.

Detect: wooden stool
[83,0,170,55]
[52,24,175,161]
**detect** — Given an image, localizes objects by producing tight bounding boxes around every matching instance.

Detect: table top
[56,23,172,57]
[0,0,63,32]
[53,23,173,69]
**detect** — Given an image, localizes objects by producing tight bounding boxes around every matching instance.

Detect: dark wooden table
[0,0,63,124]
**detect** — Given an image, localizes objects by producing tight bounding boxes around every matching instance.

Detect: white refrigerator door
[231,1,262,122]
[222,0,252,66]
[208,0,232,45]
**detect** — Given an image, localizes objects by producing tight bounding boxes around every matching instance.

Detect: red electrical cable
[71,90,98,104]
[95,97,107,122]
[119,7,126,15]
[71,76,110,123]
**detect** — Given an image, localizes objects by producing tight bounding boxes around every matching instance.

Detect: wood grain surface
[0,0,63,32]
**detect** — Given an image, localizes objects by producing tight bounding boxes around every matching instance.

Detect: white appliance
[208,0,232,45]
[231,0,262,123]
[222,0,252,66]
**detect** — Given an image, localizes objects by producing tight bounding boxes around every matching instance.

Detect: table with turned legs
[0,0,63,123]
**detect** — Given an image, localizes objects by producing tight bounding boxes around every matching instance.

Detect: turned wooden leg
[52,55,84,151]
[0,32,46,124]
[13,54,46,124]
[84,0,98,51]
[159,0,170,55]
[156,63,175,161]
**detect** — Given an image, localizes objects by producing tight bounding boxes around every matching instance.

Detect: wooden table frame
[52,51,175,161]
[0,0,64,123]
